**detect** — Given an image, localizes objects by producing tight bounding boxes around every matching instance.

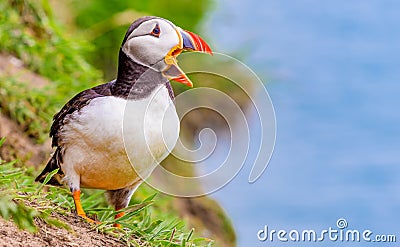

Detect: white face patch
[122,19,180,71]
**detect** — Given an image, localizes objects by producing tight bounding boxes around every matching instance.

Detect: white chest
[61,85,179,190]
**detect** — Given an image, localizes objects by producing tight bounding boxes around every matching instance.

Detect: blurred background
[206,0,400,246]
[1,0,400,246]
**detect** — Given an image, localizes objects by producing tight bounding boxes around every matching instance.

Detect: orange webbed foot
[113,211,125,228]
[77,213,101,224]
[72,190,101,224]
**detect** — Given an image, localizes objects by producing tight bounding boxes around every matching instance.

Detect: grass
[0,0,102,143]
[0,138,214,246]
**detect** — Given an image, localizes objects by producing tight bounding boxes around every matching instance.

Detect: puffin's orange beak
[163,28,212,87]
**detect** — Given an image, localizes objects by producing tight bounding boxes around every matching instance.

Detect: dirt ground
[0,214,127,247]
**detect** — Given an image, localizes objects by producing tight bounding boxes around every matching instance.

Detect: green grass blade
[186,228,194,242]
[0,137,6,147]
[34,168,59,194]
[143,193,158,202]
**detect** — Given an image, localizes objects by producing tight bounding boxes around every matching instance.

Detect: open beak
[163,28,212,87]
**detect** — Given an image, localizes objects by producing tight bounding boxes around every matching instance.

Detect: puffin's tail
[35,147,64,186]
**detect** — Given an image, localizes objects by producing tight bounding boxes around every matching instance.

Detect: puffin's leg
[106,180,142,227]
[65,168,96,223]
[71,188,101,223]
[72,189,89,219]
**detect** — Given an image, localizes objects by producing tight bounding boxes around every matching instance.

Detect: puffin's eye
[151,24,161,37]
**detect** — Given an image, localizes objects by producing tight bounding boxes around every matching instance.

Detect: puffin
[35,16,212,224]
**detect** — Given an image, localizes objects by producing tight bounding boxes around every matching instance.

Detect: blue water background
[204,1,400,246]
